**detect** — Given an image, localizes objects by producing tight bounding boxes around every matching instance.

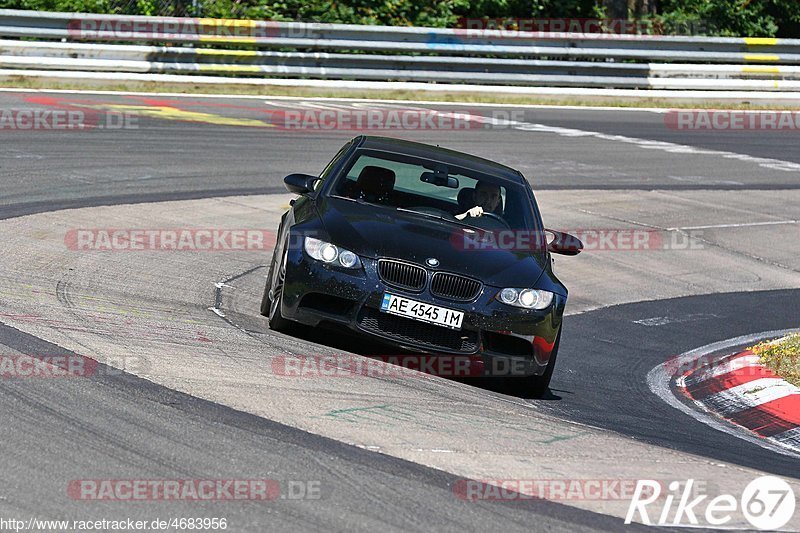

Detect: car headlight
[496,288,554,310]
[304,237,362,269]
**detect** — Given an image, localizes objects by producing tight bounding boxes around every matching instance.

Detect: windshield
[329,149,538,232]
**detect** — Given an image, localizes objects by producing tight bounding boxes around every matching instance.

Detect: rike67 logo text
[626,476,795,530]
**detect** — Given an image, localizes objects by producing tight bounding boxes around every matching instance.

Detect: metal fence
[1,9,799,91]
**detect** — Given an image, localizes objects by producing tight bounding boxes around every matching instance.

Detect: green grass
[751,333,800,387]
[2,77,799,110]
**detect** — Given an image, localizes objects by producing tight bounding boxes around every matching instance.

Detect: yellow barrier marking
[742,66,781,74]
[197,64,262,73]
[72,103,273,128]
[744,54,780,62]
[195,48,258,57]
[198,36,258,44]
[744,37,778,46]
[197,18,259,44]
[198,18,257,28]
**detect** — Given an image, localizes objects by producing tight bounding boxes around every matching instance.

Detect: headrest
[457,188,474,210]
[356,166,395,199]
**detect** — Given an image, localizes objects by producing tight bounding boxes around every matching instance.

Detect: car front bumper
[280,247,565,377]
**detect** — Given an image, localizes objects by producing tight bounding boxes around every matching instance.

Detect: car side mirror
[545,229,583,256]
[284,173,319,195]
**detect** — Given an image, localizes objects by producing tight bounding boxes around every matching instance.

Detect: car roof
[354,135,525,184]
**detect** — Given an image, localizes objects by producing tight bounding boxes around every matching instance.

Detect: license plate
[380,293,464,330]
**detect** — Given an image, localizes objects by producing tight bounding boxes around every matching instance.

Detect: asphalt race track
[544,289,800,473]
[0,89,798,531]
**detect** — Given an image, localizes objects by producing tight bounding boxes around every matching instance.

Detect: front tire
[261,245,291,332]
[504,330,561,399]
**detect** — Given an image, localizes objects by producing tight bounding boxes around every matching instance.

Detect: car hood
[315,196,548,287]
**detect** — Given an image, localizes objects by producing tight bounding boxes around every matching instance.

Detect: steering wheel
[480,212,505,223]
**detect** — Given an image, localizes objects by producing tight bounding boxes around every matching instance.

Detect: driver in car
[456,181,501,220]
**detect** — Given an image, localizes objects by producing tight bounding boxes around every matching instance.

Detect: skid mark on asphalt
[208,264,355,357]
[314,404,587,445]
[21,270,223,347]
[633,314,719,326]
[0,147,45,160]
[674,220,800,230]
[667,175,744,186]
[208,265,269,330]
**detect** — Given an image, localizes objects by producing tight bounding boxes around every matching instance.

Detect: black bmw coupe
[261,136,581,397]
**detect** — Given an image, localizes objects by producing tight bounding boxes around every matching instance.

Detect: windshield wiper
[396,207,484,232]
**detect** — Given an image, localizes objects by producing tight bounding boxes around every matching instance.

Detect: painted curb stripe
[684,361,774,399]
[682,352,760,387]
[701,381,793,417]
[728,395,800,437]
[704,381,797,416]
[720,379,798,407]
[773,426,800,448]
[648,329,800,459]
[680,348,800,444]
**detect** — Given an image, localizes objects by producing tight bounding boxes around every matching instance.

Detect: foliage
[750,334,800,387]
[649,0,800,37]
[1,0,799,37]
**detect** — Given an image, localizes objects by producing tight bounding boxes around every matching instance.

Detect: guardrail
[1,9,800,91]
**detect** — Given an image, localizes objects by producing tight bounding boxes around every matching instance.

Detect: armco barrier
[1,9,799,91]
